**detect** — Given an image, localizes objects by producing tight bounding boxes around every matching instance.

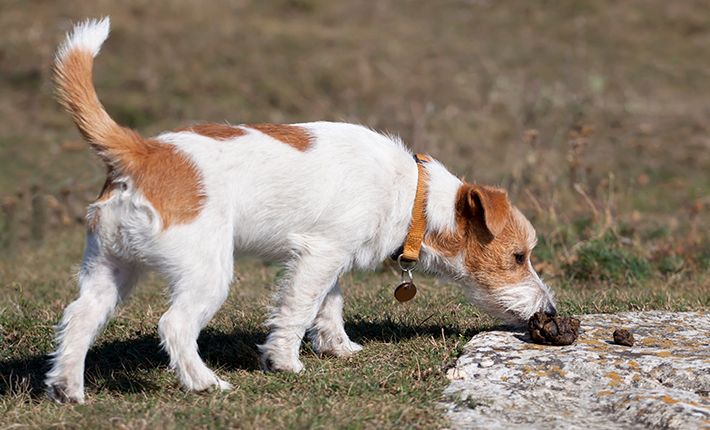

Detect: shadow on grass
[0,319,488,401]
[345,318,489,345]
[0,334,167,401]
[0,327,267,401]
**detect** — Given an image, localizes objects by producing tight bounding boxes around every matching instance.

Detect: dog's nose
[544,305,557,317]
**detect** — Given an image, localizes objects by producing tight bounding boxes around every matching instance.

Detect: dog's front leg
[259,250,346,373]
[309,281,362,357]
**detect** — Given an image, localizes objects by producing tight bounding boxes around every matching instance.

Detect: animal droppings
[613,329,634,346]
[528,312,581,346]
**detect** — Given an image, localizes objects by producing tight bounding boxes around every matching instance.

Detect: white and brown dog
[46,18,555,403]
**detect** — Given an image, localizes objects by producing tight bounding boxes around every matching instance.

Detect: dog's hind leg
[308,281,362,357]
[157,233,234,392]
[259,249,347,373]
[46,232,142,404]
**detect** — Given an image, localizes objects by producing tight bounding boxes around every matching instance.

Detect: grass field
[1,0,709,428]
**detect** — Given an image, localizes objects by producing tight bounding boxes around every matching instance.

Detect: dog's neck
[416,158,463,273]
[421,159,462,237]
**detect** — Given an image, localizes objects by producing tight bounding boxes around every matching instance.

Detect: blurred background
[1,0,709,303]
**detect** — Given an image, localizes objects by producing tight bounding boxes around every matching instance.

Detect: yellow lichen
[606,371,623,386]
[660,395,680,404]
[639,337,676,349]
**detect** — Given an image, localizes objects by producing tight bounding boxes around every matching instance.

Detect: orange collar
[400,153,430,262]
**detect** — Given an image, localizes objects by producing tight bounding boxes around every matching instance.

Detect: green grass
[1,0,710,428]
[565,233,652,283]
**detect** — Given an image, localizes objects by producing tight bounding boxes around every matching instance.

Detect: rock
[613,328,634,346]
[447,367,469,381]
[528,312,581,346]
[443,311,710,430]
[479,359,494,368]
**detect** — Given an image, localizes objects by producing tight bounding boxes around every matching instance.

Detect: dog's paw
[311,332,364,358]
[216,378,233,391]
[341,340,364,356]
[203,378,233,392]
[47,384,84,404]
[325,340,363,357]
[261,354,305,373]
[184,371,234,393]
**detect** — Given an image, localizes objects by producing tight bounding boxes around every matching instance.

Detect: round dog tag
[394,282,417,302]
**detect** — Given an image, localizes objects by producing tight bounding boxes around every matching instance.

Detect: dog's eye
[514,253,525,265]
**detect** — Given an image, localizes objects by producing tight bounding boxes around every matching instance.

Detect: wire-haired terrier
[46,18,555,404]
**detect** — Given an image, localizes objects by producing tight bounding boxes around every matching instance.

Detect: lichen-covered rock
[443,312,710,430]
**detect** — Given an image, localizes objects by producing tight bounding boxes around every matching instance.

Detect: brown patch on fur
[123,139,205,229]
[246,124,313,151]
[174,123,312,151]
[55,49,205,230]
[175,124,246,141]
[425,184,508,257]
[88,139,205,230]
[424,183,534,291]
[424,228,463,259]
[459,184,510,238]
[463,206,534,291]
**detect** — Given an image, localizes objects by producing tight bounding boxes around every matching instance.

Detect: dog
[46,17,556,404]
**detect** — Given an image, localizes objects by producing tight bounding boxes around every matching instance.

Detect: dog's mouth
[457,269,557,328]
[469,286,557,328]
[497,288,556,326]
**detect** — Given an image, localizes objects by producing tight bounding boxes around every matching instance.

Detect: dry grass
[1,0,709,428]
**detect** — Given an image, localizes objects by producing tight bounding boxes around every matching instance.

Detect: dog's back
[160,121,418,265]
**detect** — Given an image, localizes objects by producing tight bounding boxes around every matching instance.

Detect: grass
[1,0,709,428]
[2,249,490,429]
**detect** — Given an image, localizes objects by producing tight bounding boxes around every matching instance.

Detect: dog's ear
[456,183,510,238]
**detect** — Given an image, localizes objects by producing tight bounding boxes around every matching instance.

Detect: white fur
[46,19,556,404]
[462,262,555,325]
[56,17,110,61]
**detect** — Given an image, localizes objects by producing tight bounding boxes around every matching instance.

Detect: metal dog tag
[394,282,417,302]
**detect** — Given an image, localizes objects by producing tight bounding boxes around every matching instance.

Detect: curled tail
[54,17,147,169]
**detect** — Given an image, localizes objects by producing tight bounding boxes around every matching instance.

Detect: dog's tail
[54,17,148,170]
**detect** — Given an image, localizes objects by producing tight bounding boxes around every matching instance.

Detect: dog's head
[425,183,556,326]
